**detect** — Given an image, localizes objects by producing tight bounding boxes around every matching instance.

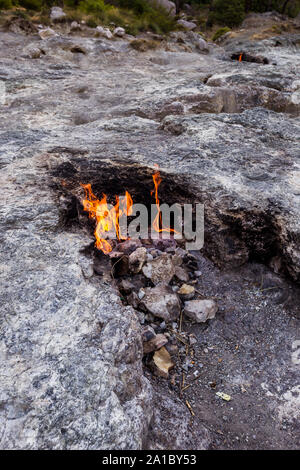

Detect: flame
[239,53,243,62]
[151,168,179,235]
[80,183,133,254]
[81,167,177,254]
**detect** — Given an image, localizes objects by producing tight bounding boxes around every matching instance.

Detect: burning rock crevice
[49,158,300,385]
[52,159,299,284]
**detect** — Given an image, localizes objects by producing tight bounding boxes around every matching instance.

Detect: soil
[146,255,300,449]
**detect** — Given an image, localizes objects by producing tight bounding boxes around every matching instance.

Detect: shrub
[18,0,42,10]
[210,0,246,27]
[212,25,230,41]
[79,0,108,16]
[0,0,12,9]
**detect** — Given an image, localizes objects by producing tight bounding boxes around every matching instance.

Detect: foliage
[212,25,230,40]
[18,0,42,10]
[0,0,13,9]
[209,0,246,27]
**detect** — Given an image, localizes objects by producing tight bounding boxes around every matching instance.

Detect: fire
[81,167,176,254]
[80,183,133,254]
[151,169,179,235]
[239,53,243,62]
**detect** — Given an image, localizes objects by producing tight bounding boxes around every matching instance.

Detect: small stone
[118,279,134,295]
[172,254,183,266]
[114,27,125,37]
[194,271,202,277]
[141,284,181,322]
[138,288,145,300]
[50,7,66,22]
[142,253,175,285]
[152,346,174,378]
[146,253,153,261]
[189,334,197,345]
[38,28,57,40]
[70,21,81,32]
[175,266,189,282]
[116,239,141,254]
[143,333,168,354]
[129,247,147,273]
[177,19,197,30]
[22,46,42,59]
[95,26,113,39]
[142,325,156,342]
[184,299,218,323]
[178,284,195,300]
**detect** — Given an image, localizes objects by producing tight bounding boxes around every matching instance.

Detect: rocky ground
[0,12,299,449]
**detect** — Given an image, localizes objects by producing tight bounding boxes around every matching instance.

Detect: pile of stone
[103,237,218,378]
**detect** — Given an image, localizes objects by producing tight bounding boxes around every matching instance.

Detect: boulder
[184,299,218,323]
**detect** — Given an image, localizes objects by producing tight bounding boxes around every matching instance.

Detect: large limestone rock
[0,21,299,450]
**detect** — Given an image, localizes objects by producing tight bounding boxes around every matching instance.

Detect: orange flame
[239,53,243,62]
[151,168,179,235]
[80,183,133,254]
[81,167,177,254]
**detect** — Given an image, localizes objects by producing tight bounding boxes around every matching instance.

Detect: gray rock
[174,266,189,282]
[129,247,147,273]
[95,26,113,39]
[1,22,299,450]
[177,20,197,30]
[184,299,218,323]
[142,254,175,285]
[141,284,181,322]
[22,45,42,59]
[38,28,58,40]
[50,7,66,22]
[143,333,168,354]
[70,21,82,32]
[114,27,126,38]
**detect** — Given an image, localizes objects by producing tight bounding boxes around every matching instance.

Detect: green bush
[210,0,245,27]
[212,26,230,41]
[78,0,108,16]
[18,0,42,10]
[0,0,13,9]
[117,0,151,15]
